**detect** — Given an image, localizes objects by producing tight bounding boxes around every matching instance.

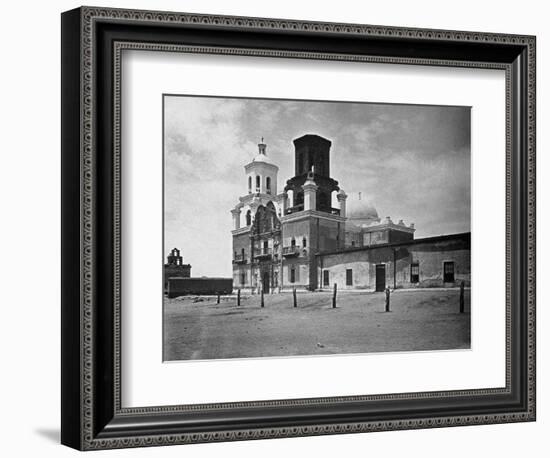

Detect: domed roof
[346,192,379,225]
[247,140,278,168]
[251,152,276,165]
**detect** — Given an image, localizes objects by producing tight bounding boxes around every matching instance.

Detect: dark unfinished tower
[281,134,346,291]
[285,134,340,214]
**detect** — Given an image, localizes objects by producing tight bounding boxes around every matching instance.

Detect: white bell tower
[230,138,281,230]
[244,139,279,196]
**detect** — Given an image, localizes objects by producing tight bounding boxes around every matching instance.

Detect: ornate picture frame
[61,6,536,450]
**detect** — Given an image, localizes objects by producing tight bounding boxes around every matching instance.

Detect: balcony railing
[233,254,247,264]
[285,204,340,215]
[282,246,300,257]
[254,248,273,260]
[285,204,304,215]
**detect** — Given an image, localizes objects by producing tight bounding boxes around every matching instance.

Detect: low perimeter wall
[167,277,233,298]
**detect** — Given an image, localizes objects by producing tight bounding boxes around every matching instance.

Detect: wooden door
[375,264,386,292]
[262,271,270,293]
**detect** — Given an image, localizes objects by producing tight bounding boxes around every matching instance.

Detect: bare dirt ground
[163,289,470,361]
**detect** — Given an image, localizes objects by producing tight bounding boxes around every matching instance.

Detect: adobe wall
[317,234,471,290]
[167,277,233,298]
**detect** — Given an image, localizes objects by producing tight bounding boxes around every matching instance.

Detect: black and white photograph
[162,95,471,361]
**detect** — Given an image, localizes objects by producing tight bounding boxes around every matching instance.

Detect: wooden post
[293,288,297,308]
[237,289,241,306]
[261,289,264,308]
[460,281,465,313]
[385,287,390,312]
[332,283,337,308]
[216,294,220,304]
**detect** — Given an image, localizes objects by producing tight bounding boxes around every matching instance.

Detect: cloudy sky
[164,95,470,277]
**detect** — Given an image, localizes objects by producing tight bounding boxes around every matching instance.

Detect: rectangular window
[346,269,353,286]
[443,261,455,283]
[290,267,295,283]
[410,262,419,283]
[240,272,246,285]
[323,270,329,286]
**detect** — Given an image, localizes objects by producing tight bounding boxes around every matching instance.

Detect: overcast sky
[164,95,470,277]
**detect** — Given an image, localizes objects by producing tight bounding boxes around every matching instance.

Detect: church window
[290,267,296,283]
[323,270,329,286]
[263,240,268,254]
[291,237,296,248]
[302,237,307,248]
[246,210,251,226]
[248,176,252,193]
[266,177,271,194]
[346,269,353,286]
[240,272,246,285]
[410,262,419,283]
[443,262,455,283]
[256,175,261,192]
[241,248,245,261]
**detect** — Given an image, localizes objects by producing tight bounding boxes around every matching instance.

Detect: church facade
[231,134,470,293]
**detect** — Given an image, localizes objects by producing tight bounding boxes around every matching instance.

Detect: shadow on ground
[35,428,59,443]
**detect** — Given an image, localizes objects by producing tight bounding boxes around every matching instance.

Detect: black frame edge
[61,6,83,451]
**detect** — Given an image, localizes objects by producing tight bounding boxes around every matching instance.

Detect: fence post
[385,287,390,312]
[237,289,241,307]
[293,288,297,308]
[460,281,465,313]
[332,283,337,308]
[261,289,264,308]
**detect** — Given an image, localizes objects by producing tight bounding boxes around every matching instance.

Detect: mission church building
[231,134,470,293]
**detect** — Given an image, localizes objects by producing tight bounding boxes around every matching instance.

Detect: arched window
[248,176,252,193]
[302,237,307,248]
[266,201,277,229]
[255,175,261,192]
[246,210,251,226]
[266,177,271,194]
[287,190,294,208]
[318,192,329,211]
